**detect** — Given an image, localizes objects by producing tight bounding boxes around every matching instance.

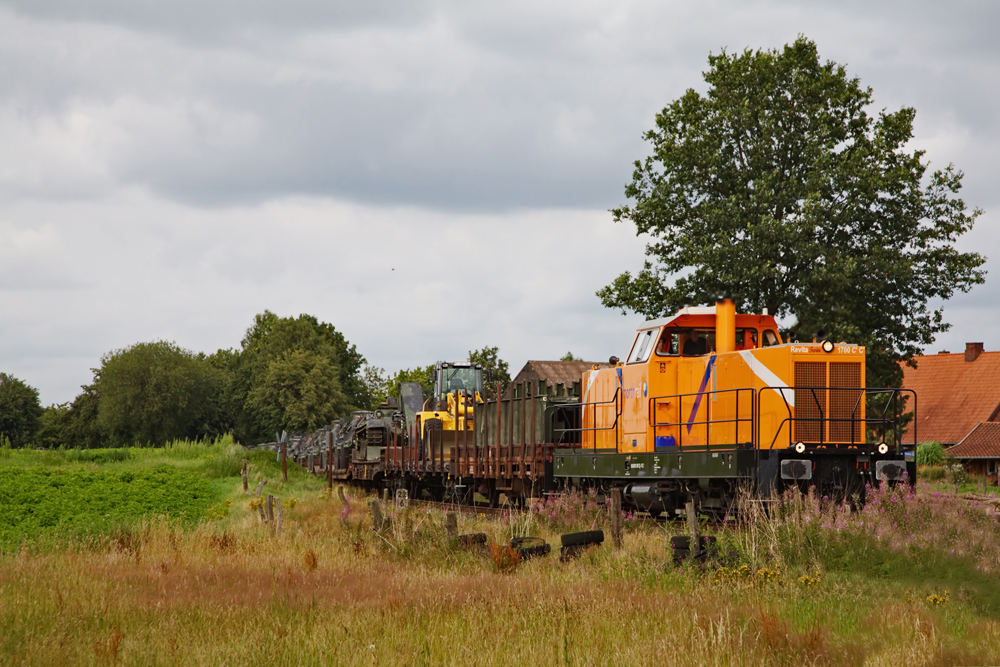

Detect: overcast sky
[1,1,997,405]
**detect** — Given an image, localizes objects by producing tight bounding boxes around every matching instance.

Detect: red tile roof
[948,422,1000,458]
[901,349,1000,444]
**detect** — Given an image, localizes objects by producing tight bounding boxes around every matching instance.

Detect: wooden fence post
[241,460,249,494]
[327,433,333,491]
[255,479,267,497]
[686,499,699,552]
[282,441,288,482]
[368,498,384,533]
[445,512,458,540]
[266,494,275,524]
[609,488,623,549]
[275,498,284,536]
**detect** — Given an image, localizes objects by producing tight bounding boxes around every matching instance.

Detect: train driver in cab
[657,331,672,355]
[682,329,708,356]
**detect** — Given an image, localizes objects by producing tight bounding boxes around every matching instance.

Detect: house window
[989,460,997,475]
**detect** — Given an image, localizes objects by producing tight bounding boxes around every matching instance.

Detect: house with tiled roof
[504,360,602,399]
[901,342,1000,483]
[948,423,1000,484]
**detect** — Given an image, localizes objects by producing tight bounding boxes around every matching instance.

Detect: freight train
[292,299,916,516]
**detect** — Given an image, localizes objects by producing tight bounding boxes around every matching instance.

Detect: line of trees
[3,311,512,449]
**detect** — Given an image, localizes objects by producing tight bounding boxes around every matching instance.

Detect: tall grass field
[2,439,999,665]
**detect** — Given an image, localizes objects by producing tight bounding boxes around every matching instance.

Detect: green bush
[950,463,969,485]
[62,448,134,464]
[917,441,945,466]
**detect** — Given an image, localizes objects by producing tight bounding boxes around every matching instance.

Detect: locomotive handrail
[546,386,621,450]
[758,386,917,450]
[865,388,918,450]
[646,387,756,449]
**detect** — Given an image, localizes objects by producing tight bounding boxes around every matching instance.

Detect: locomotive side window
[627,328,657,364]
[735,328,758,350]
[762,329,780,347]
[656,329,678,356]
[677,329,715,356]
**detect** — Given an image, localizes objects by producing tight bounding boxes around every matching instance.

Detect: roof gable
[948,422,1000,458]
[902,350,1000,444]
[506,360,600,398]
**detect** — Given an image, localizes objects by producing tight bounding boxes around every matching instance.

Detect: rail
[759,386,917,451]
[547,386,621,449]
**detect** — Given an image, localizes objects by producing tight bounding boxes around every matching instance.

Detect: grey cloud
[0,0,437,43]
[1,2,998,213]
[0,196,651,404]
[1,0,998,407]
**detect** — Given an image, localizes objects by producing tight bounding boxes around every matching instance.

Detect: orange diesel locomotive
[554,298,915,515]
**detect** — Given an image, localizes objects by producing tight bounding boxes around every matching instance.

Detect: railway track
[405,498,511,517]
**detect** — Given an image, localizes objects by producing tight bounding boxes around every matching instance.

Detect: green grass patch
[0,465,212,549]
[0,435,327,550]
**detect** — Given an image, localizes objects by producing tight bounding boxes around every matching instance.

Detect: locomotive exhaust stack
[715,297,736,355]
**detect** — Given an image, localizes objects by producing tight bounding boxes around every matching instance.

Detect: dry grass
[2,487,1000,667]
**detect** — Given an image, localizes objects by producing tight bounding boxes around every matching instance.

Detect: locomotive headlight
[821,339,835,353]
[794,442,806,454]
[877,443,889,455]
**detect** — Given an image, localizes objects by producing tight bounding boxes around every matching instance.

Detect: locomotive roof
[641,307,776,330]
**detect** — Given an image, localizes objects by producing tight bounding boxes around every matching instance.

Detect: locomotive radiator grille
[829,362,863,443]
[794,362,826,442]
[794,361,863,444]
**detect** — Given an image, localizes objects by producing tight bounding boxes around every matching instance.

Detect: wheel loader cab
[432,363,484,408]
[414,361,485,446]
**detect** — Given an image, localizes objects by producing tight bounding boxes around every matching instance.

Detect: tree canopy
[469,346,511,399]
[19,311,369,448]
[94,341,225,446]
[384,364,436,404]
[228,311,365,442]
[0,373,43,447]
[598,37,985,387]
[245,349,347,433]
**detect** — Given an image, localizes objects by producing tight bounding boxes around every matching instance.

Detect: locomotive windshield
[655,328,716,356]
[437,365,483,399]
[627,329,658,363]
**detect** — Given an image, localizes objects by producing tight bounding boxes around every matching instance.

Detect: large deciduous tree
[599,37,985,386]
[95,341,225,445]
[229,311,364,441]
[0,372,43,447]
[245,349,347,433]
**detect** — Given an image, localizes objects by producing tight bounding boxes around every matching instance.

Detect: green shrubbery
[917,441,946,466]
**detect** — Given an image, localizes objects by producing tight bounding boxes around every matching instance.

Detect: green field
[1,443,999,665]
[0,436,316,550]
